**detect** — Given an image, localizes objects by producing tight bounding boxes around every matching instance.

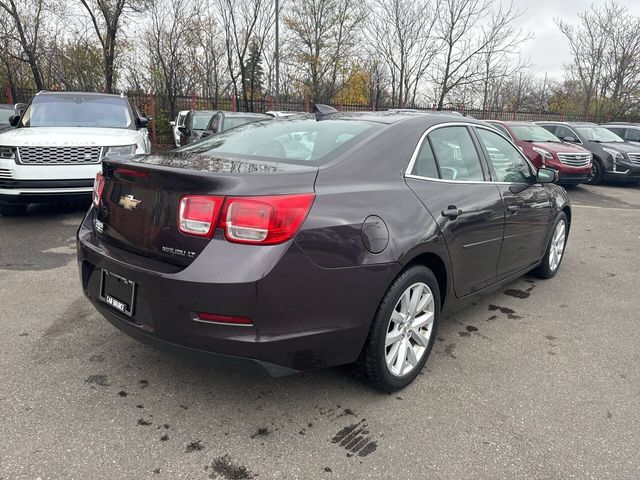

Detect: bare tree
[217,0,275,111]
[78,0,149,93]
[194,7,230,104]
[432,0,527,110]
[146,0,197,119]
[367,0,438,107]
[0,0,51,90]
[284,0,364,101]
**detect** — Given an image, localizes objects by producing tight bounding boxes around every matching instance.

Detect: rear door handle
[442,206,462,219]
[507,205,520,213]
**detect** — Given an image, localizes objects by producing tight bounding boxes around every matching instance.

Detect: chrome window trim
[405,122,538,186]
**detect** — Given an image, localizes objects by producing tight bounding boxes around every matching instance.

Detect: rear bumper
[77,210,398,374]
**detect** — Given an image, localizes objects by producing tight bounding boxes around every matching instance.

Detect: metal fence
[3,87,639,150]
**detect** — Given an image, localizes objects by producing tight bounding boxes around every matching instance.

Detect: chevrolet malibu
[77,110,571,392]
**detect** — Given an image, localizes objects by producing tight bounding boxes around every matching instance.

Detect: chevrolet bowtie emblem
[119,194,142,211]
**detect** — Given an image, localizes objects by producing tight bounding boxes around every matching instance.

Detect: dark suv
[78,110,570,392]
[536,121,640,184]
[487,120,592,185]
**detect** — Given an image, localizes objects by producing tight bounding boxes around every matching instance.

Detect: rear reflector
[220,193,315,245]
[92,173,105,208]
[178,195,224,237]
[194,312,253,325]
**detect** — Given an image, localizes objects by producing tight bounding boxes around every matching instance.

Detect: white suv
[0,91,151,216]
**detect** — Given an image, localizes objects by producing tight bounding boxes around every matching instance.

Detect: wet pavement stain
[250,427,270,439]
[209,455,254,479]
[46,298,95,338]
[443,343,457,358]
[185,440,204,452]
[332,419,378,457]
[488,304,522,320]
[137,418,152,426]
[85,375,110,387]
[118,390,128,397]
[503,289,530,299]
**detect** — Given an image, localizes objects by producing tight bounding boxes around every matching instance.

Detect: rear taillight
[220,194,315,245]
[178,195,224,237]
[92,173,105,208]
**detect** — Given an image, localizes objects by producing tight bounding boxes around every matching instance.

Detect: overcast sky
[512,0,640,79]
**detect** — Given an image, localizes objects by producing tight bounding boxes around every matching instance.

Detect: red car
[486,120,592,185]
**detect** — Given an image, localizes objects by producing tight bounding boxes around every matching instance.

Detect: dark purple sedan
[77,108,570,392]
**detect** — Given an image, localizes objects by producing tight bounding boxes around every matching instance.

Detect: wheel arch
[403,251,448,309]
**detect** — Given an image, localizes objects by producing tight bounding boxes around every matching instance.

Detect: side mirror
[560,136,577,143]
[136,117,150,129]
[537,167,558,184]
[201,131,212,138]
[8,115,20,127]
[14,103,27,117]
[170,121,176,126]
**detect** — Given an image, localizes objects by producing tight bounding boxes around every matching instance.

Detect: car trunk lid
[95,153,318,267]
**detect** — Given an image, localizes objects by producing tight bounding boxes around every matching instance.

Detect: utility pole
[275,0,280,110]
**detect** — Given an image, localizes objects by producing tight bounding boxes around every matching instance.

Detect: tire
[0,203,27,216]
[356,265,441,393]
[588,158,603,185]
[532,212,568,279]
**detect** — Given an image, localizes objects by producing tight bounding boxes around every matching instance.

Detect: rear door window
[427,126,485,181]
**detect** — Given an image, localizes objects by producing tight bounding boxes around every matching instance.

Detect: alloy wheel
[549,220,566,271]
[385,282,435,377]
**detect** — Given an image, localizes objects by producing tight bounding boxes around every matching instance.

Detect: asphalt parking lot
[1,184,639,480]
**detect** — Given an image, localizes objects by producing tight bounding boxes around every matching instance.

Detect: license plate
[99,269,136,317]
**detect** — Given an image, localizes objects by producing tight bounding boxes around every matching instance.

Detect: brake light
[178,195,224,237]
[194,312,253,325]
[92,173,105,208]
[220,193,315,245]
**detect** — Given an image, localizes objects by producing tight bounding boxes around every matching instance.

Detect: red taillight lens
[178,195,224,237]
[220,194,315,245]
[194,312,253,325]
[92,173,105,208]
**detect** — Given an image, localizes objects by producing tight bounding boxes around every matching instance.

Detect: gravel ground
[1,184,639,480]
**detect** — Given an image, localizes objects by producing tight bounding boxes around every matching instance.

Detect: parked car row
[485,120,640,185]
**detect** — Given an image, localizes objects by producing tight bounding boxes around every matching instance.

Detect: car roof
[35,91,127,100]
[327,110,475,126]
[486,120,536,127]
[602,122,640,127]
[537,121,598,127]
[221,112,270,118]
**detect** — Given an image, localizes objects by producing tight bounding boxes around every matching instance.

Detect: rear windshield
[510,125,562,143]
[177,118,383,165]
[20,95,133,129]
